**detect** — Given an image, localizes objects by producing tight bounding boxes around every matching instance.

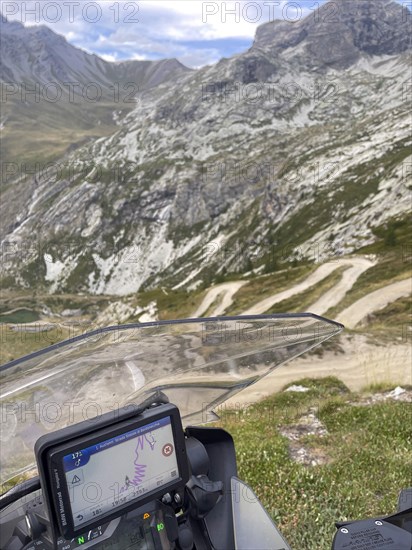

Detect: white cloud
[137,1,279,40]
[2,0,276,66]
[100,53,118,62]
[132,53,149,61]
[3,1,408,68]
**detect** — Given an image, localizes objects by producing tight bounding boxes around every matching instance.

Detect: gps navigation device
[35,403,189,540]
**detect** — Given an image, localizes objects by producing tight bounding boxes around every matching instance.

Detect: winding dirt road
[193,257,411,401]
[242,257,375,316]
[307,258,377,315]
[193,281,247,317]
[336,278,411,328]
[193,257,376,318]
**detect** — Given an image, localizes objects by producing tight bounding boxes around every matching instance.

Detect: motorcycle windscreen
[1,314,342,488]
[231,477,291,550]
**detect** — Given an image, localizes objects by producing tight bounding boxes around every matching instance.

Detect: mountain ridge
[253,0,411,69]
[0,14,192,170]
[0,14,192,84]
[0,0,411,295]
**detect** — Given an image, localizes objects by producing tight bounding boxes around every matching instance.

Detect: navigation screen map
[63,417,179,527]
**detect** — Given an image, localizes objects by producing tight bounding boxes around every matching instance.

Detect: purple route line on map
[119,432,156,493]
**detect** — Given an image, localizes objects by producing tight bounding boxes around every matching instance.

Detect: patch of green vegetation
[266,265,349,314]
[229,265,315,314]
[263,163,383,257]
[202,295,225,318]
[1,95,133,183]
[361,381,412,394]
[162,200,263,289]
[283,376,350,396]
[133,287,206,321]
[219,378,412,550]
[359,216,412,256]
[379,136,412,172]
[20,259,47,288]
[362,296,411,340]
[167,220,208,247]
[63,253,99,292]
[0,325,74,365]
[268,190,334,252]
[263,134,410,263]
[0,290,111,319]
[306,333,345,357]
[0,276,17,289]
[334,171,380,211]
[0,291,37,311]
[1,474,30,496]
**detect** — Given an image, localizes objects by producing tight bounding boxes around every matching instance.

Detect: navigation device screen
[62,416,179,527]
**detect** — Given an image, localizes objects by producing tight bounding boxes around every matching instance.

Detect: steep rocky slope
[0,0,410,295]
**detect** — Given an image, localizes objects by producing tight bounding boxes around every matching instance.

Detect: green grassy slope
[218,377,412,549]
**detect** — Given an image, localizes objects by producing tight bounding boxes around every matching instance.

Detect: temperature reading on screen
[71,451,83,459]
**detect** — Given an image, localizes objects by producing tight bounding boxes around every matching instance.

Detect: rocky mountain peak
[0,15,190,86]
[253,0,411,68]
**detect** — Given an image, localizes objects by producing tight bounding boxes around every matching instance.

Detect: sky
[1,0,409,68]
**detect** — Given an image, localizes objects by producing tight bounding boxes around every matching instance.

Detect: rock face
[0,1,411,295]
[254,0,411,68]
[0,16,190,87]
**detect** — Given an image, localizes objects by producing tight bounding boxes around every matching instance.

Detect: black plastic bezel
[35,403,188,540]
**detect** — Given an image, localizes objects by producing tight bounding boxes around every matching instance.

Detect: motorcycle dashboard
[35,403,189,541]
[3,492,178,550]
